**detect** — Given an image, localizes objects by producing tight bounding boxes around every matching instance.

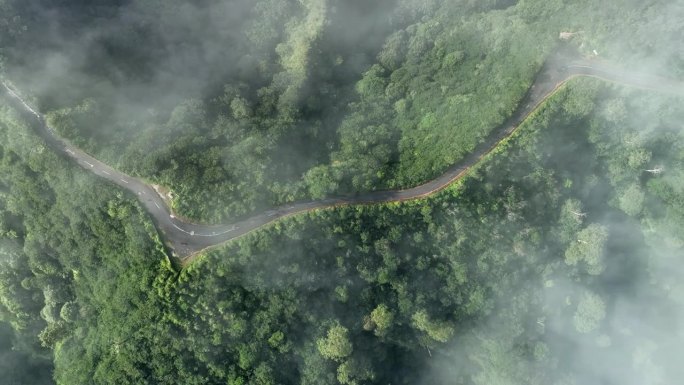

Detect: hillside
[0,1,683,384]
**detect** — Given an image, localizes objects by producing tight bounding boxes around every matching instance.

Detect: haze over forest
[0,0,683,384]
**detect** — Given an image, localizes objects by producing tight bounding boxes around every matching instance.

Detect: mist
[416,64,684,385]
[1,0,683,384]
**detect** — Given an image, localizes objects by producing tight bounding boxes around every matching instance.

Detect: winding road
[2,54,683,265]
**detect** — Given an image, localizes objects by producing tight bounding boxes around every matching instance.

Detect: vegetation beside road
[0,105,172,384]
[1,1,683,384]
[2,0,681,223]
[2,76,684,384]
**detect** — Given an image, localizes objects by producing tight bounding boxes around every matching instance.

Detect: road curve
[2,54,683,265]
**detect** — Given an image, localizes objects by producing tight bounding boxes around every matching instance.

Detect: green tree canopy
[317,323,353,361]
[564,223,609,275]
[619,183,645,216]
[573,291,606,334]
[412,309,455,343]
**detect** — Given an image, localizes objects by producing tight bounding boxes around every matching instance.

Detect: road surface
[2,54,682,264]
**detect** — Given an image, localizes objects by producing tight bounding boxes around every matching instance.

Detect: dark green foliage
[3,0,681,222]
[0,105,173,383]
[0,1,683,384]
[2,72,684,385]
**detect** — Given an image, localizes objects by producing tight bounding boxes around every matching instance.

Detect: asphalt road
[3,55,682,264]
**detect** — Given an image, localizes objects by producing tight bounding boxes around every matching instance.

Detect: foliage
[0,104,171,383]
[573,290,606,334]
[2,0,681,222]
[0,1,683,384]
[564,223,608,275]
[2,70,684,385]
[317,324,353,361]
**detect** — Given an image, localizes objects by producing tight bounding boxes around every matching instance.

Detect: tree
[562,83,598,118]
[38,321,68,348]
[337,358,375,385]
[564,223,608,275]
[230,97,252,120]
[601,98,627,124]
[627,148,651,170]
[369,304,394,336]
[252,362,275,385]
[355,65,388,101]
[317,323,353,361]
[304,165,339,199]
[619,183,644,216]
[412,309,454,343]
[378,30,408,70]
[557,199,586,243]
[442,50,466,69]
[59,301,79,323]
[573,291,606,333]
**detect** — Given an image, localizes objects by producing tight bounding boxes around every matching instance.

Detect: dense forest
[1,0,684,384]
[2,75,684,383]
[1,0,682,222]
